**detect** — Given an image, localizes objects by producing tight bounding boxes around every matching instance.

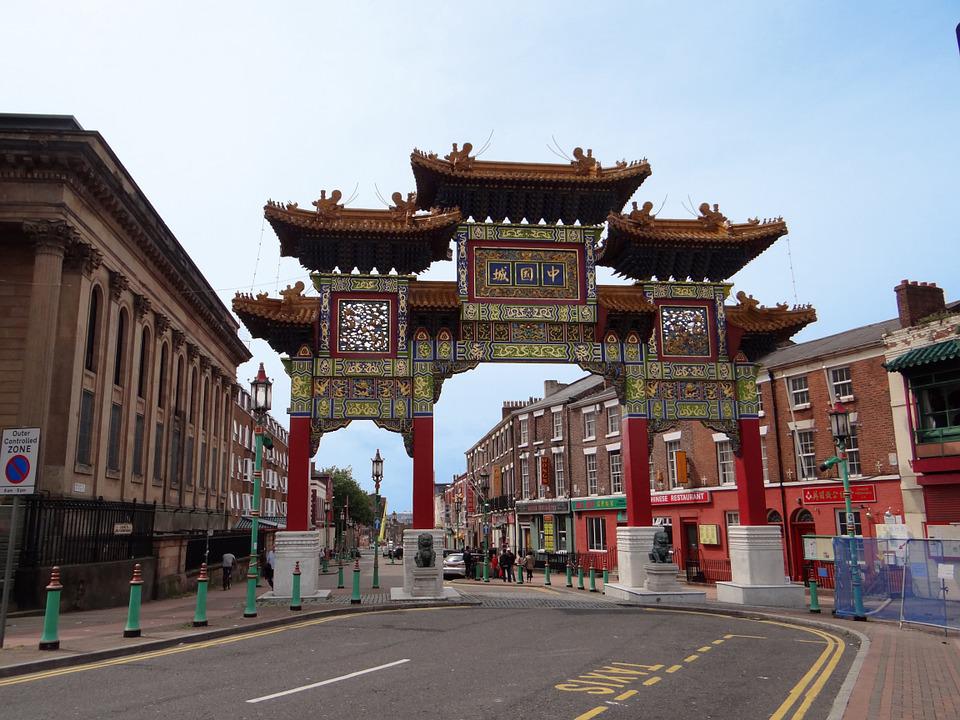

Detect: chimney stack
[543,380,568,397]
[895,280,945,328]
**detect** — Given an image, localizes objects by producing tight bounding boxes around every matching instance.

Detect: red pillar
[413,416,434,529]
[286,416,311,532]
[734,417,766,526]
[622,416,652,526]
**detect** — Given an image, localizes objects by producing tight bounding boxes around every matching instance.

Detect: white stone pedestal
[716,526,805,608]
[605,562,707,605]
[616,526,659,588]
[264,530,329,601]
[390,529,459,601]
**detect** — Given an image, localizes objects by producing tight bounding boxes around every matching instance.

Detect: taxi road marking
[614,690,637,701]
[573,707,607,720]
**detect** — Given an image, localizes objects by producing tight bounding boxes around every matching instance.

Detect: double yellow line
[764,620,846,720]
[0,606,462,688]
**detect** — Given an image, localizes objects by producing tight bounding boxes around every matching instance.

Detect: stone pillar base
[644,563,683,593]
[616,526,658,589]
[606,562,706,605]
[269,530,321,599]
[392,529,453,600]
[716,525,805,608]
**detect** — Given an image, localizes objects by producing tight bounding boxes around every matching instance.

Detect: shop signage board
[113,522,133,536]
[571,496,627,512]
[516,499,570,515]
[801,484,876,505]
[698,524,720,545]
[803,535,835,562]
[651,490,710,506]
[543,514,555,552]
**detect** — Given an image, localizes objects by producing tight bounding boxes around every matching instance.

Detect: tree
[321,465,374,526]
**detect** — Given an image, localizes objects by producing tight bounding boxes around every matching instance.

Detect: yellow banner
[378,499,388,542]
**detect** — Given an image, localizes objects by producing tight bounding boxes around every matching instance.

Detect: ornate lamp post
[822,402,866,621]
[244,363,272,618]
[454,494,463,551]
[371,449,384,589]
[479,469,490,583]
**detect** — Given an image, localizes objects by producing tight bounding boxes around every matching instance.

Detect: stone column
[621,416,652,526]
[286,415,311,532]
[19,221,70,431]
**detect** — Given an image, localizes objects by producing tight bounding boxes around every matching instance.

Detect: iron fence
[18,496,156,568]
[184,530,267,572]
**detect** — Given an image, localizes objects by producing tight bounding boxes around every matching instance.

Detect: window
[84,287,100,373]
[789,375,810,407]
[649,456,656,490]
[76,389,95,466]
[153,422,164,483]
[212,448,219,493]
[554,453,566,496]
[169,424,182,487]
[757,385,765,415]
[519,417,529,445]
[846,426,862,476]
[535,454,544,498]
[521,459,530,498]
[552,411,563,440]
[157,344,168,408]
[607,405,621,435]
[184,436,194,487]
[717,440,735,485]
[199,441,207,489]
[666,440,681,488]
[794,430,817,479]
[107,403,123,471]
[830,367,853,400]
[113,309,127,387]
[911,367,960,443]
[137,328,150,399]
[725,510,740,528]
[610,451,623,494]
[583,410,596,439]
[586,454,598,495]
[132,413,145,476]
[587,517,607,551]
[761,438,770,483]
[836,509,863,536]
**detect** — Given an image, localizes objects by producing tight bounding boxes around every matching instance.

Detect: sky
[4,2,958,510]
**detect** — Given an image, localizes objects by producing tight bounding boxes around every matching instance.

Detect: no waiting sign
[0,427,40,495]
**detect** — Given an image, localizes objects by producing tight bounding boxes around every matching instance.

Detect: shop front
[516,499,571,555]
[571,496,627,562]
[644,478,904,582]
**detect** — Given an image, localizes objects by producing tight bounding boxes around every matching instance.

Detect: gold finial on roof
[312,190,343,219]
[444,143,475,171]
[390,191,418,223]
[571,147,600,175]
[698,202,729,230]
[280,281,306,306]
[627,200,656,226]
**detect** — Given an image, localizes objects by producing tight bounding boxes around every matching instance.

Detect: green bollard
[291,561,303,611]
[589,567,597,592]
[321,555,329,574]
[38,567,63,650]
[123,564,144,638]
[566,563,573,588]
[474,561,481,580]
[577,566,585,590]
[193,563,209,627]
[337,560,345,589]
[544,563,551,586]
[603,566,609,587]
[808,579,821,614]
[350,557,362,605]
[517,562,524,584]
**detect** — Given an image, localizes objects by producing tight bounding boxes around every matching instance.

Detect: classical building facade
[0,114,251,530]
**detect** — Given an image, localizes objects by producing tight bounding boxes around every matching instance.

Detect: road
[2,597,856,720]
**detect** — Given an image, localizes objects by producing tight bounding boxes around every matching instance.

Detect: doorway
[681,521,703,582]
[789,508,816,581]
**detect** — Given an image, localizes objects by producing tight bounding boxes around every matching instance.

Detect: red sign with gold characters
[802,484,877,505]
[651,491,709,505]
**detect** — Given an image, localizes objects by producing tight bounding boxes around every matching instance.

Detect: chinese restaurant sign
[651,491,710,506]
[802,484,876,505]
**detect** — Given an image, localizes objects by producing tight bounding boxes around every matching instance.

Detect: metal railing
[184,530,267,572]
[18,496,156,568]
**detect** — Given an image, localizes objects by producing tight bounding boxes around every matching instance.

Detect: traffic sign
[0,428,39,495]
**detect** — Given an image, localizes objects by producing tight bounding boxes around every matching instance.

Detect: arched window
[174,357,184,412]
[157,343,168,408]
[188,367,197,424]
[767,509,783,524]
[84,286,102,372]
[113,308,128,387]
[793,508,815,524]
[201,377,209,430]
[137,327,151,399]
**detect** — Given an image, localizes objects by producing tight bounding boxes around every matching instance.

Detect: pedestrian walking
[265,546,276,589]
[490,551,499,579]
[463,547,474,579]
[523,550,535,582]
[221,551,236,591]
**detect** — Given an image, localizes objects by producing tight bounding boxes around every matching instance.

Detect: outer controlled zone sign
[0,427,39,495]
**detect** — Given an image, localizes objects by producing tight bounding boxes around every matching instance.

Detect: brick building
[228,385,289,527]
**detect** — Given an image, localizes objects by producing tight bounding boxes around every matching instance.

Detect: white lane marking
[246,659,411,703]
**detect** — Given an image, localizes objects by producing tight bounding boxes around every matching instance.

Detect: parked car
[442,552,465,578]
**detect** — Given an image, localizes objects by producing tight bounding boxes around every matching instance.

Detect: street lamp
[244,363,272,618]
[821,402,866,621]
[371,449,383,589]
[455,494,463,551]
[479,469,490,583]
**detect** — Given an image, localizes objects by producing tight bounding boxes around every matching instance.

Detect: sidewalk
[2,559,958,720]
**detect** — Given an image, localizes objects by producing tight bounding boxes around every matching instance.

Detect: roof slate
[759,317,901,368]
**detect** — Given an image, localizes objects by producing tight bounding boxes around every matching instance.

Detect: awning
[885,339,960,372]
[234,515,286,530]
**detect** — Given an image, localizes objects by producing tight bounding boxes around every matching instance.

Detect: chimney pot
[895,279,946,328]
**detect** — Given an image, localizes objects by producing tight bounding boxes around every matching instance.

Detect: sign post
[0,427,40,648]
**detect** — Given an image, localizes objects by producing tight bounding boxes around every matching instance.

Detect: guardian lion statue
[414,533,436,568]
[648,528,672,563]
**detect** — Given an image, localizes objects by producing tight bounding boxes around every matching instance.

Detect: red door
[789,509,816,581]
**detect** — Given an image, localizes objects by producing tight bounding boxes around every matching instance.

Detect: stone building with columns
[0,114,251,531]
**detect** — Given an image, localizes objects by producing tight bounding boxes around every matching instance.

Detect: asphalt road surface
[2,604,857,720]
